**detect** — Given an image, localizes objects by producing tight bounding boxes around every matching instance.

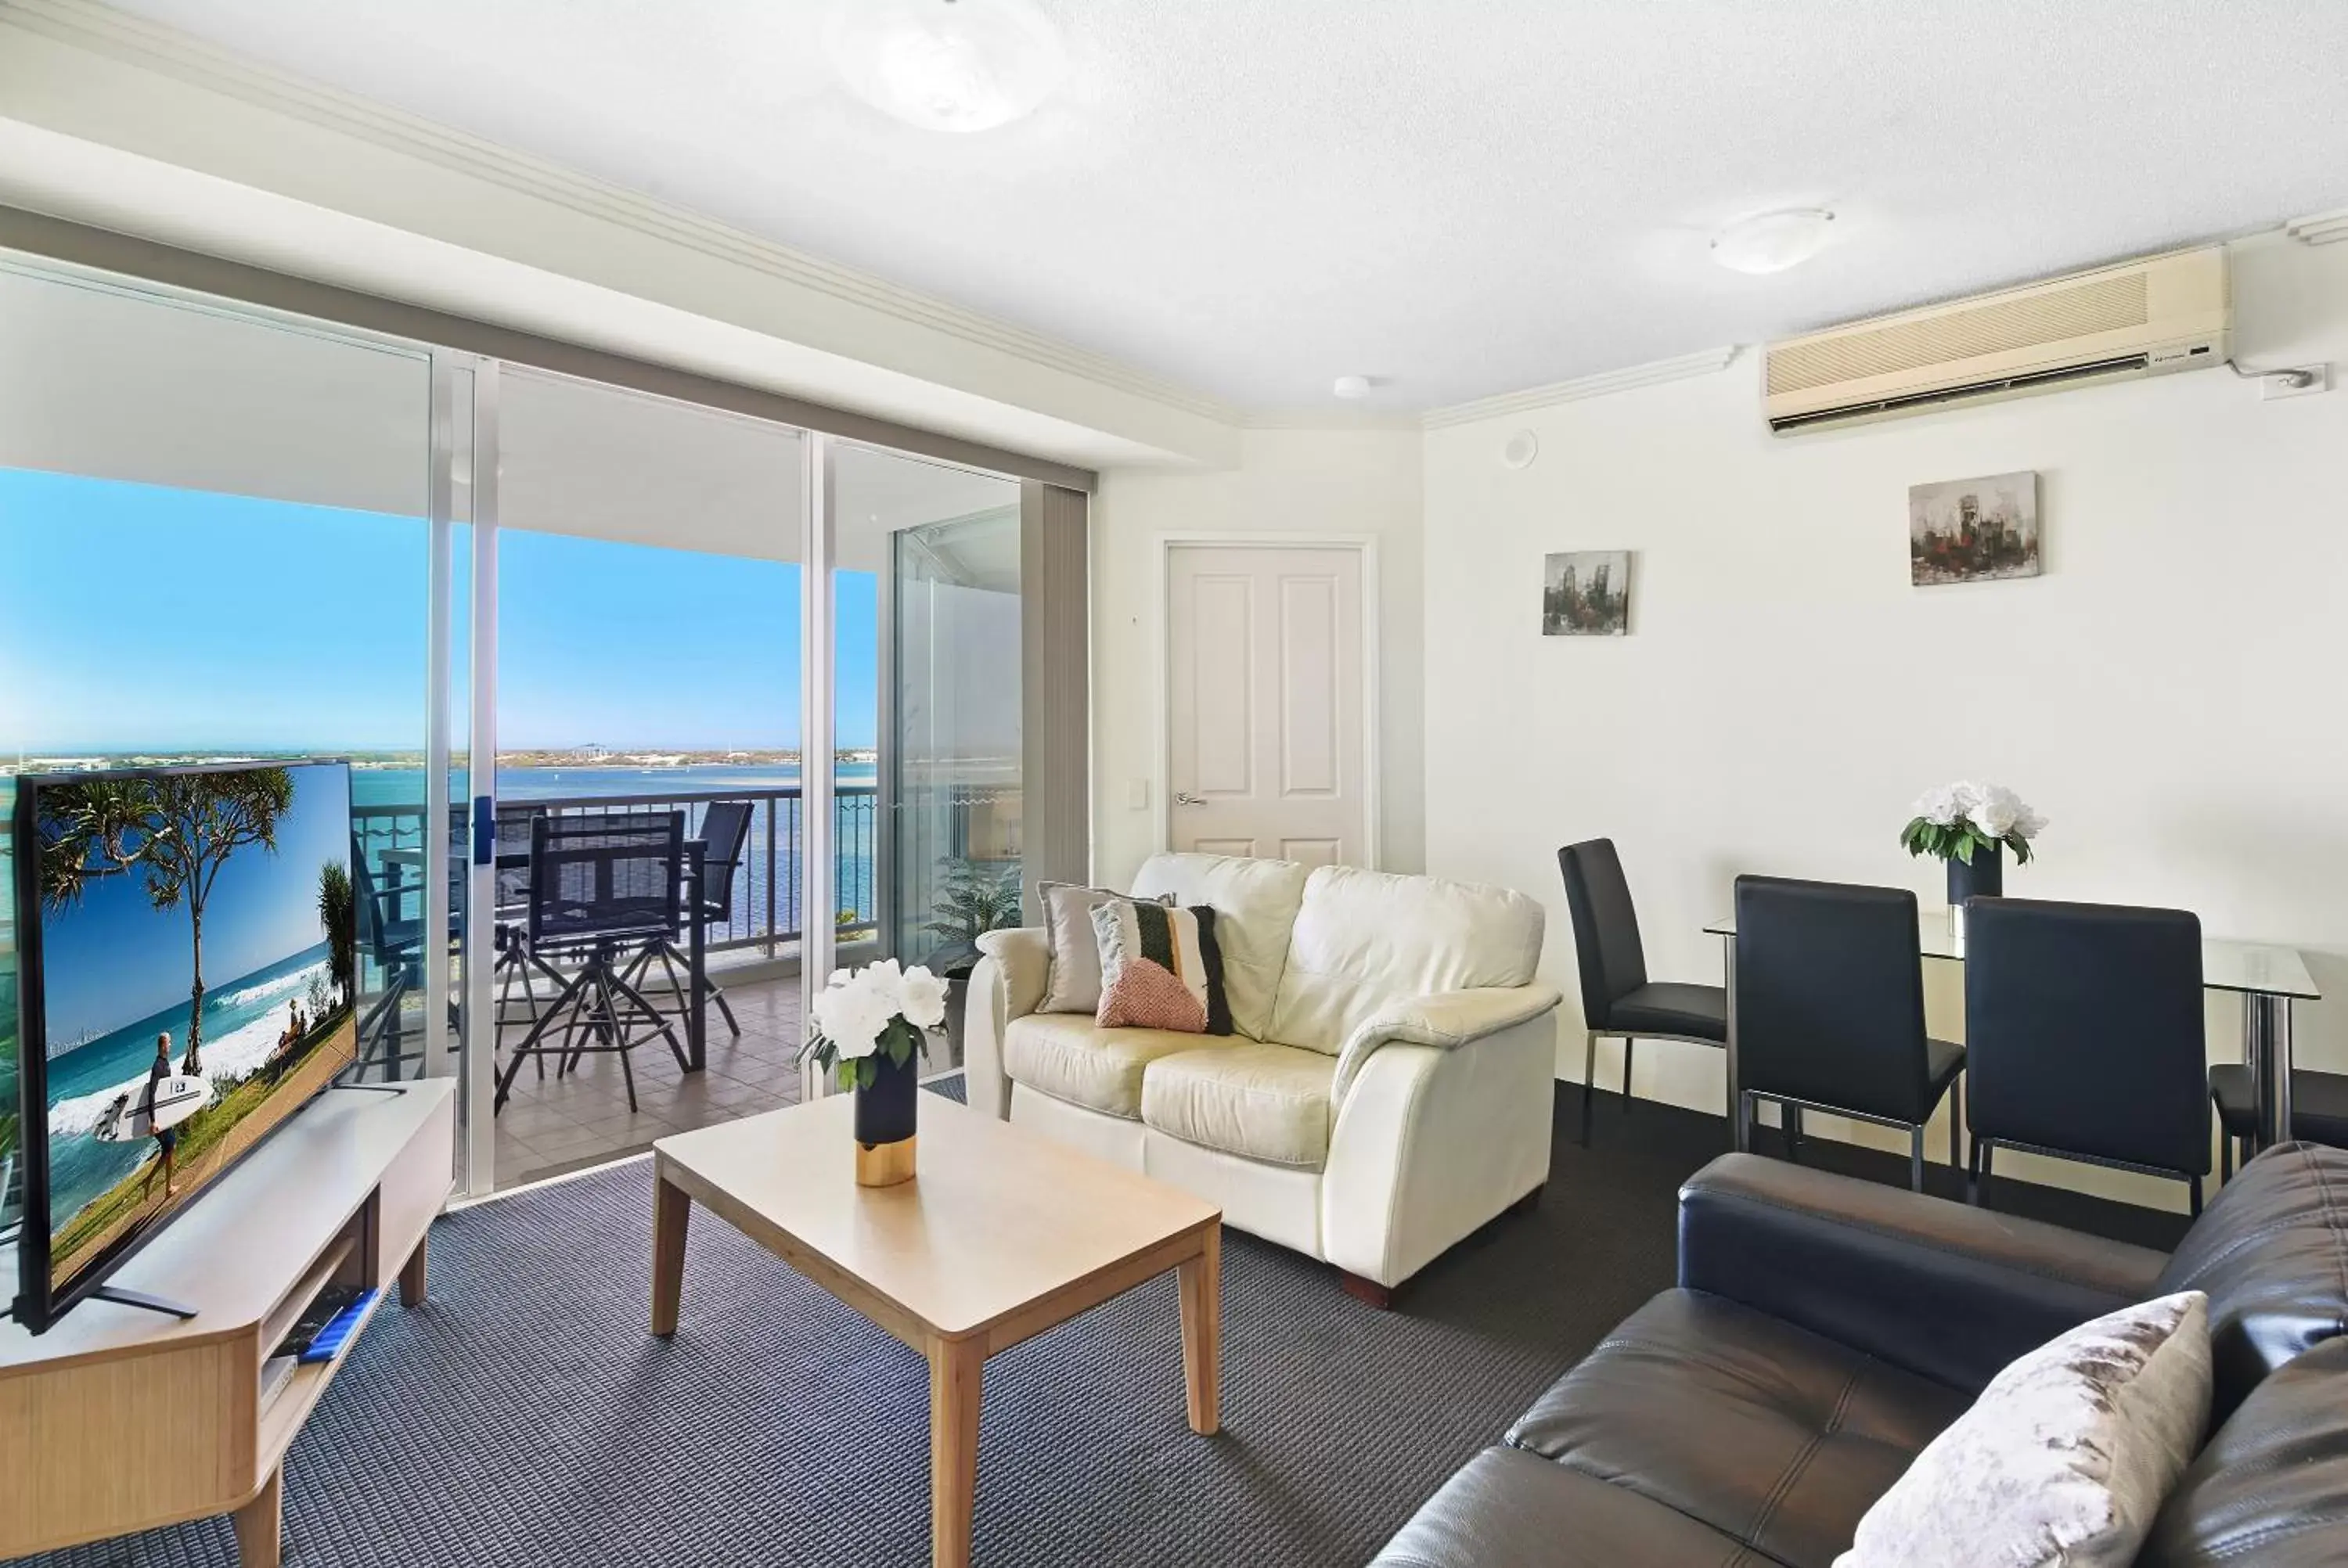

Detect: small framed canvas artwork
[1543,551,1630,636]
[1910,471,2041,585]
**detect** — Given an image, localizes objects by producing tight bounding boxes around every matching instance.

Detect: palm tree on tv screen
[37,769,296,1075]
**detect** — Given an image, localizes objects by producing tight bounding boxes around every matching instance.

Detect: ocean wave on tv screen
[47,961,329,1137]
[214,964,322,1014]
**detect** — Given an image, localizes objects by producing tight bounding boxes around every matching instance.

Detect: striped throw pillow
[1091,901,1230,1034]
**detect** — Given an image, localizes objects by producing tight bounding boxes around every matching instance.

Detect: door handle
[1173,791,1206,807]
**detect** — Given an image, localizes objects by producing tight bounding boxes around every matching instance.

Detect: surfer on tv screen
[142,1034,181,1201]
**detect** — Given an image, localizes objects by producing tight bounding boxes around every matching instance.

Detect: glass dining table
[1704,908,2320,1156]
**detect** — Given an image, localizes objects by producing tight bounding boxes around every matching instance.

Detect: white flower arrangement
[801,958,947,1091]
[1900,781,2047,866]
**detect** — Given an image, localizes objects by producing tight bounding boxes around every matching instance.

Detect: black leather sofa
[1373,1142,2348,1567]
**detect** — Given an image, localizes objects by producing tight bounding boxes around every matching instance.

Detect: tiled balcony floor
[490,971,806,1191]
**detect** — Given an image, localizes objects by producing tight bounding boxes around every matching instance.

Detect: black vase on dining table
[1946,845,2003,940]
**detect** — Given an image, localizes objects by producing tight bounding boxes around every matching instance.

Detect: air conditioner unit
[1764,246,2229,434]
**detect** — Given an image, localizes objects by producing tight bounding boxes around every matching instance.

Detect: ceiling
[95,1,2348,415]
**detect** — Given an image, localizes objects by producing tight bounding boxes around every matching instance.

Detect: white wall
[1092,427,1425,889]
[1423,234,2348,1210]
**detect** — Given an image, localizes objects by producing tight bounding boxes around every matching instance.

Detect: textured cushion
[2139,1333,2348,1567]
[1836,1292,2212,1568]
[1000,1012,1230,1120]
[1130,852,1310,1041]
[2153,1140,2348,1422]
[1507,1289,1968,1568]
[1269,865,1545,1056]
[1370,1446,1748,1568]
[1140,1041,1335,1169]
[1036,882,1171,1016]
[1093,901,1229,1034]
[1606,980,1728,1041]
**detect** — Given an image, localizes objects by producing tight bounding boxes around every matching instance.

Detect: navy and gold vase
[853,1049,919,1188]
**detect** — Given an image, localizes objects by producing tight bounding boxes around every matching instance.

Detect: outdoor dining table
[1704,908,2320,1156]
[380,834,711,1070]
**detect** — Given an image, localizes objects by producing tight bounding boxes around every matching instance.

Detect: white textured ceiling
[98,0,2348,414]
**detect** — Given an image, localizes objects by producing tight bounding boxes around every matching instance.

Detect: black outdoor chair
[488,804,571,1068]
[623,797,752,1038]
[349,834,426,1083]
[1733,876,1967,1192]
[1558,838,1728,1145]
[1964,897,2210,1214]
[493,811,690,1116]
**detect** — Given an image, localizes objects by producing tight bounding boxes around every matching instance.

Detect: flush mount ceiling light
[1332,375,1375,399]
[827,0,1068,134]
[1710,208,1837,275]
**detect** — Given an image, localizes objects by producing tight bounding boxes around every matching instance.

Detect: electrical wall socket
[2262,364,2330,401]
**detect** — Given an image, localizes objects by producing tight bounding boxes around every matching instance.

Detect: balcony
[349,781,1012,1189]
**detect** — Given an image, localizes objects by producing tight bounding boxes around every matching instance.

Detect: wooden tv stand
[1,1077,455,1565]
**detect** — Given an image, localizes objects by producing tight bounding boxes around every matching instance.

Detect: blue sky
[34,761,349,1047]
[0,467,879,755]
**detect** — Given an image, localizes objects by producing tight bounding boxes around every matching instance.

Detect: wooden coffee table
[650,1092,1223,1567]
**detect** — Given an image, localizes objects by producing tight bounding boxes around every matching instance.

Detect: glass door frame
[799,433,837,1102]
[443,354,500,1196]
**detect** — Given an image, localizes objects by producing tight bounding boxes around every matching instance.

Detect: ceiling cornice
[2286,207,2348,246]
[0,0,1245,426]
[1241,409,1424,433]
[1421,347,1741,430]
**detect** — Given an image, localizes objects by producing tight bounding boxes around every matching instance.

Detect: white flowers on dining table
[1900,781,2046,865]
[1913,782,2044,839]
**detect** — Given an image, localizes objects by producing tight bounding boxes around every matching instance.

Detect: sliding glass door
[834,445,1022,1081]
[0,256,465,1215]
[479,369,808,1186]
[0,249,1060,1205]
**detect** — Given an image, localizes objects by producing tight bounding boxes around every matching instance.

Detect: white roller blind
[499,366,805,561]
[0,263,430,516]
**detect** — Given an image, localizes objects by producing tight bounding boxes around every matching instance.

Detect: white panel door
[1166,544,1368,866]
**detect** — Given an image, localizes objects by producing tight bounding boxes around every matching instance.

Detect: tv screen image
[13,760,357,1331]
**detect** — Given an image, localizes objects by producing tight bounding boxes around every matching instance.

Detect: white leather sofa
[963,852,1561,1302]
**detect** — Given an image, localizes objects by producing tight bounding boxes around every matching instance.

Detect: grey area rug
[11,1079,2184,1568]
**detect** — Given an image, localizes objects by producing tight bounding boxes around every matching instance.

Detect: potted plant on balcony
[1900,781,2047,939]
[923,858,1025,1063]
[801,958,948,1187]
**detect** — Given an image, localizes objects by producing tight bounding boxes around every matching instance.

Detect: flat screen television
[9,759,358,1333]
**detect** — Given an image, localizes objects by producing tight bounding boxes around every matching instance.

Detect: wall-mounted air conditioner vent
[1764,247,2229,434]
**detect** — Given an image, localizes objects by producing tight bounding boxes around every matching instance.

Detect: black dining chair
[494,811,690,1116]
[1964,897,2210,1214]
[1558,839,1728,1144]
[1733,876,1966,1192]
[2209,1068,2348,1178]
[625,797,752,1038]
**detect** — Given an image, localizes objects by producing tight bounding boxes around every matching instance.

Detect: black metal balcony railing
[352,786,883,959]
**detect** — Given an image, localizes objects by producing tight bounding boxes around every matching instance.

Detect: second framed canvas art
[1910,471,2040,585]
[1543,551,1630,635]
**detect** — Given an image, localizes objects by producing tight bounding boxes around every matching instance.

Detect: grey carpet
[10,1079,2185,1568]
